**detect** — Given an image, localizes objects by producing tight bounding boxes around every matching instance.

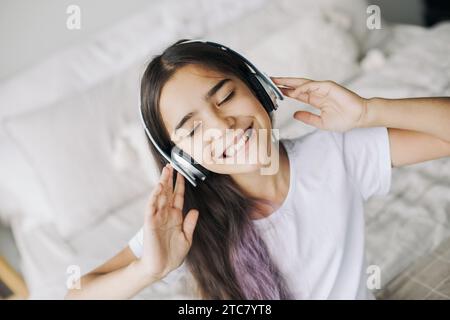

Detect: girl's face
[159,64,273,175]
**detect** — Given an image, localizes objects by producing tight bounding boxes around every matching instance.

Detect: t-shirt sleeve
[128,227,144,258]
[339,126,392,201]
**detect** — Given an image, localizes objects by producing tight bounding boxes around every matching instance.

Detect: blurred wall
[0,0,427,81]
[370,0,425,26]
[0,0,149,81]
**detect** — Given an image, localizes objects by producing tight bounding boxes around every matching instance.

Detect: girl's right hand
[137,164,199,281]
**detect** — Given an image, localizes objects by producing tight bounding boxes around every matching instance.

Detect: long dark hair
[140,39,292,299]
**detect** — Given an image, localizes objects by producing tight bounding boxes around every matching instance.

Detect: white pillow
[273,0,388,53]
[0,131,53,226]
[207,6,360,94]
[3,74,153,239]
[244,13,360,81]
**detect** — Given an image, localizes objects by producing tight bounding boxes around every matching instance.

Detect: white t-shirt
[128,127,392,299]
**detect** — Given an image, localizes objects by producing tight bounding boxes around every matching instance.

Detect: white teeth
[244,128,253,138]
[223,128,253,158]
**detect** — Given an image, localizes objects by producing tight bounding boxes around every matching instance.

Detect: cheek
[235,93,272,131]
[176,137,215,166]
[236,93,261,114]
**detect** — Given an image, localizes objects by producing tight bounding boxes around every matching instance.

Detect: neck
[230,140,290,219]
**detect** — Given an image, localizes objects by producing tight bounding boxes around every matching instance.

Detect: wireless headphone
[139,39,284,187]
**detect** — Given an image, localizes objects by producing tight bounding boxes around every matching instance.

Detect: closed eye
[218,90,235,106]
[187,91,234,138]
[188,122,201,137]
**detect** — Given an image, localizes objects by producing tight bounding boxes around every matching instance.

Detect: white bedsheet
[349,22,450,289]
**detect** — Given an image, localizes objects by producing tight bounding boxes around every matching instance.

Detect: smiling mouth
[221,123,254,159]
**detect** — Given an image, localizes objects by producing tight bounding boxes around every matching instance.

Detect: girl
[66,40,450,300]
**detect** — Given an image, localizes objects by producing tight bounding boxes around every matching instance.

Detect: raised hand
[138,164,199,280]
[272,77,368,132]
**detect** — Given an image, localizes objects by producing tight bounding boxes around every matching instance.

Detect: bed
[0,0,449,299]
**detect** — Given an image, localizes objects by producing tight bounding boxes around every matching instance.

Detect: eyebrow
[174,111,197,131]
[174,78,231,131]
[205,78,231,100]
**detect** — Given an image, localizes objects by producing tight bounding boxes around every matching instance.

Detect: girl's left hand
[272,77,368,132]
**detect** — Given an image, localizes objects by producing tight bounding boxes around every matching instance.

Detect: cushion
[3,69,154,239]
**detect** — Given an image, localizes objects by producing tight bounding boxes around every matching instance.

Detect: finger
[285,82,327,107]
[145,183,162,223]
[296,80,333,96]
[159,165,171,196]
[167,164,174,195]
[155,166,171,215]
[160,165,169,182]
[293,111,323,129]
[145,202,157,224]
[290,81,321,96]
[156,192,168,212]
[183,209,199,245]
[173,172,185,211]
[279,87,311,104]
[271,77,313,88]
[150,182,163,205]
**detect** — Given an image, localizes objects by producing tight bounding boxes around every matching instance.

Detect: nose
[203,115,233,141]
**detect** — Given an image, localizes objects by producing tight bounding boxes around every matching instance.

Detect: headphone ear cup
[171,145,209,179]
[250,74,278,113]
[256,74,277,104]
